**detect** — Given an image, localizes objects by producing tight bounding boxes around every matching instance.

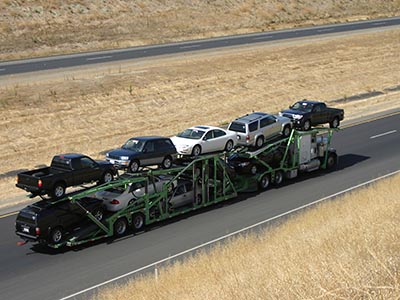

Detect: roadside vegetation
[0,29,399,209]
[95,173,400,300]
[0,0,400,60]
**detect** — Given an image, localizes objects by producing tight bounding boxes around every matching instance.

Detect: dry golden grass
[0,29,399,208]
[0,0,399,60]
[96,173,400,300]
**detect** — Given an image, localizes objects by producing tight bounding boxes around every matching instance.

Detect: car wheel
[192,145,202,157]
[101,171,114,184]
[255,136,264,148]
[161,156,173,169]
[258,174,270,191]
[274,170,284,186]
[49,227,63,244]
[91,207,104,221]
[302,120,311,131]
[132,213,145,232]
[282,125,291,137]
[128,160,140,173]
[194,194,202,206]
[113,218,128,236]
[250,164,257,175]
[326,152,338,170]
[330,117,340,128]
[52,182,66,199]
[225,140,234,152]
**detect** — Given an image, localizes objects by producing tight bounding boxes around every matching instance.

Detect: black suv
[15,197,104,245]
[106,136,177,173]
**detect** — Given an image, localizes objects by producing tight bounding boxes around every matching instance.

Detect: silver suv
[227,112,292,148]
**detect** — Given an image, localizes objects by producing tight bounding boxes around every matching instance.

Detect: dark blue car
[106,136,177,173]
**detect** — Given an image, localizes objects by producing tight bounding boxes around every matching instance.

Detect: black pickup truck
[279,100,344,131]
[16,153,116,199]
[15,197,104,244]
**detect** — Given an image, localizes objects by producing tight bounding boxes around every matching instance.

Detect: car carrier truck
[15,128,338,248]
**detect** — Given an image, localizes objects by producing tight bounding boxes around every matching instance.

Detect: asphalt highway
[0,113,399,300]
[0,16,400,76]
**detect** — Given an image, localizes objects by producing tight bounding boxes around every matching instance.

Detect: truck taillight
[35,227,40,236]
[16,176,19,183]
[111,199,120,205]
[246,135,250,142]
[38,180,43,188]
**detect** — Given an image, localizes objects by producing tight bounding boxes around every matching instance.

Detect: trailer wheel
[128,160,140,173]
[131,213,145,232]
[326,152,338,170]
[51,182,66,199]
[194,194,203,206]
[330,117,340,128]
[274,170,284,186]
[258,174,270,191]
[114,218,128,236]
[49,227,64,244]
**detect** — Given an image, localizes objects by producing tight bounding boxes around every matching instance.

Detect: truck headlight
[120,156,129,160]
[293,114,303,120]
[106,153,109,157]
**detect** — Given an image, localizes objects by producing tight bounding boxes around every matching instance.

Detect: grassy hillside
[0,0,399,60]
[96,173,400,300]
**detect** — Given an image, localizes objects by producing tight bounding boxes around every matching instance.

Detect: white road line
[179,44,201,49]
[253,35,273,40]
[370,130,397,139]
[86,55,113,61]
[59,169,400,300]
[373,22,386,26]
[0,68,5,72]
[317,28,335,33]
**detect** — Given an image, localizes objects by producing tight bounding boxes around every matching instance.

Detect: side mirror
[142,148,147,153]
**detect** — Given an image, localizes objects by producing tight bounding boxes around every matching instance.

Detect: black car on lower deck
[106,136,178,173]
[15,197,104,245]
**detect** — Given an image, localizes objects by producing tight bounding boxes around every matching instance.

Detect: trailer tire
[258,174,270,191]
[114,218,128,236]
[274,170,284,186]
[51,182,66,199]
[194,194,203,206]
[49,227,64,244]
[131,213,145,232]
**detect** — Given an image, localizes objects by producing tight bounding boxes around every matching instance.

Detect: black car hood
[281,109,306,115]
[107,148,139,158]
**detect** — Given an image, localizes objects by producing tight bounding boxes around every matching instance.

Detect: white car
[171,125,236,156]
[95,175,176,212]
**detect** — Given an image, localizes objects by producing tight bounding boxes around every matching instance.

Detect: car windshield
[122,139,145,151]
[291,102,313,112]
[177,129,205,140]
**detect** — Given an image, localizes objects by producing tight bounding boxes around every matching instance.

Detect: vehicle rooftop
[233,112,269,122]
[55,153,86,159]
[127,136,169,141]
[295,100,323,105]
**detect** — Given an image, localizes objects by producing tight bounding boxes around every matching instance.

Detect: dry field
[96,172,400,300]
[0,29,400,208]
[0,0,400,60]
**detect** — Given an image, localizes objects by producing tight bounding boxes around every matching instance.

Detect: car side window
[313,105,321,112]
[156,139,174,150]
[204,130,214,140]
[77,157,96,169]
[249,122,258,132]
[214,129,226,138]
[144,141,155,153]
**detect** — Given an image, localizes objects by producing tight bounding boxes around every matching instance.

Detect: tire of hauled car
[51,182,66,199]
[49,227,64,244]
[100,171,114,184]
[128,160,140,173]
[161,156,173,169]
[302,120,311,131]
[225,140,234,152]
[192,145,202,156]
[282,125,291,137]
[330,117,340,128]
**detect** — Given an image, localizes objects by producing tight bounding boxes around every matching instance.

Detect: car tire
[258,174,270,191]
[250,164,257,175]
[282,125,291,137]
[255,136,264,148]
[91,207,104,221]
[100,171,114,184]
[302,120,311,131]
[330,117,340,128]
[225,140,234,152]
[128,160,140,173]
[113,218,128,236]
[192,145,202,157]
[274,170,284,186]
[194,194,202,206]
[161,156,173,169]
[49,227,64,244]
[132,213,145,232]
[52,182,66,199]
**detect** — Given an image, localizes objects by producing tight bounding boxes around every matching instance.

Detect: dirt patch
[0,0,400,60]
[0,29,399,208]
